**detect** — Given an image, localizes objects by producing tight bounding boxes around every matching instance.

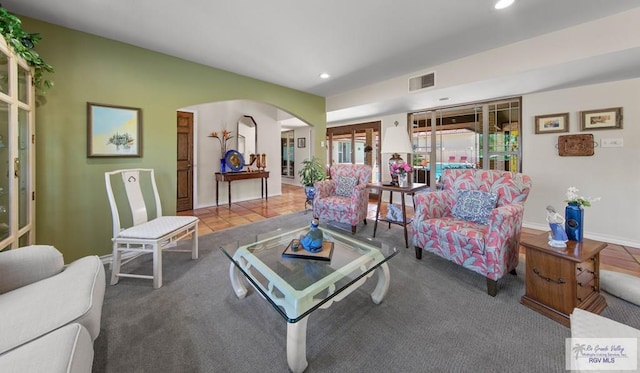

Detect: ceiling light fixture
[319,73,330,79]
[494,0,514,9]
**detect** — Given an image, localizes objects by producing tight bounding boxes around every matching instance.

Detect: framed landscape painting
[580,107,623,131]
[87,102,142,157]
[534,113,569,134]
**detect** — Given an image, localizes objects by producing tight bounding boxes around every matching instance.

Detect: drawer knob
[576,266,595,274]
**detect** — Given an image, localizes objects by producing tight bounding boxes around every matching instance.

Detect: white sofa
[570,308,640,371]
[0,245,105,372]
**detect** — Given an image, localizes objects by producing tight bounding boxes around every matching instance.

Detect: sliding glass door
[481,101,520,172]
[326,122,381,183]
[409,98,521,186]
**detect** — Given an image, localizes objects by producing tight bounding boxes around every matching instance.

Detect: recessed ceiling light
[319,73,330,79]
[495,0,514,9]
[439,97,450,101]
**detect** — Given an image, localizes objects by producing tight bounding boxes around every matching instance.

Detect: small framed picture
[87,102,142,157]
[534,113,569,134]
[297,137,306,148]
[580,107,623,131]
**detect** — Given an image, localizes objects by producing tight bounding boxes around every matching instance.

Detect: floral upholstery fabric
[411,169,531,285]
[313,164,371,232]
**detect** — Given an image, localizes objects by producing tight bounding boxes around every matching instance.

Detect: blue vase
[300,219,323,253]
[304,186,316,201]
[565,203,584,242]
[220,158,227,173]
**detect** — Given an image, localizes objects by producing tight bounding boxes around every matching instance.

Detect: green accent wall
[21,17,327,262]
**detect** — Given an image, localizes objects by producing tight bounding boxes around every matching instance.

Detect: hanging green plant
[0,7,54,91]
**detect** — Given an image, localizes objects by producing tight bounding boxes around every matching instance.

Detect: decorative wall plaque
[557,134,594,156]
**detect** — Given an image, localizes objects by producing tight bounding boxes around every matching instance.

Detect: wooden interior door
[176,111,194,212]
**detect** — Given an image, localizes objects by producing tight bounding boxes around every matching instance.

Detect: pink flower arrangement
[391,162,412,175]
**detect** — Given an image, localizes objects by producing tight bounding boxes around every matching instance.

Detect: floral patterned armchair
[313,164,372,234]
[411,169,532,296]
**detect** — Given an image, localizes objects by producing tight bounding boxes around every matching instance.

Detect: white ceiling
[5,0,640,124]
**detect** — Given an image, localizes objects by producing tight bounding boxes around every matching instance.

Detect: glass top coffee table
[221,223,398,373]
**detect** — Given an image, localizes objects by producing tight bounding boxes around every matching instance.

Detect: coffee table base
[229,262,391,373]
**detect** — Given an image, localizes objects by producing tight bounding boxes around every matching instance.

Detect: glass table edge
[219,227,399,323]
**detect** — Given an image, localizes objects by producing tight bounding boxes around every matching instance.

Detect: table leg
[400,193,408,248]
[287,317,309,373]
[216,180,219,206]
[228,262,248,299]
[265,177,268,200]
[388,191,393,229]
[373,190,382,237]
[371,262,391,304]
[228,181,232,208]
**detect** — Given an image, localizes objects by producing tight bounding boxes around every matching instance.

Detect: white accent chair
[105,168,199,288]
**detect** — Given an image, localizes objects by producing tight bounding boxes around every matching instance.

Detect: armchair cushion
[452,190,498,224]
[0,323,94,373]
[335,176,358,197]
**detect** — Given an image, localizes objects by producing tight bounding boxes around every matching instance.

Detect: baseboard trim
[522,222,640,248]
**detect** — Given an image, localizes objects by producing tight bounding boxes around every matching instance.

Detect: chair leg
[192,223,199,260]
[153,244,162,289]
[110,245,121,286]
[415,247,423,260]
[486,278,498,297]
[351,225,356,234]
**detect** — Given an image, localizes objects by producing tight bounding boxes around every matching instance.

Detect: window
[409,98,521,185]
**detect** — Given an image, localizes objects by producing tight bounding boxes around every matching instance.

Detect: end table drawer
[576,268,595,286]
[577,279,596,303]
[526,252,574,313]
[576,258,595,275]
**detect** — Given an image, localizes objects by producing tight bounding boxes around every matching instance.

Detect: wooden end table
[520,232,607,327]
[367,182,429,248]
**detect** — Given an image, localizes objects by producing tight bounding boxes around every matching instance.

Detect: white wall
[293,127,313,185]
[183,100,282,208]
[522,78,640,247]
[330,77,640,247]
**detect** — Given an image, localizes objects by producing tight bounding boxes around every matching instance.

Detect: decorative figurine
[247,153,257,171]
[386,204,402,222]
[299,218,323,253]
[546,205,568,248]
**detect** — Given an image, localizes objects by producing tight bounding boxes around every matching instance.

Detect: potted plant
[298,157,326,201]
[0,7,54,92]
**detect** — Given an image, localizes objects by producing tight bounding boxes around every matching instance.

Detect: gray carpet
[93,211,640,372]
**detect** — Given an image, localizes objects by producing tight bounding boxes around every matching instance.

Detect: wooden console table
[215,171,269,207]
[520,232,607,327]
[367,182,429,248]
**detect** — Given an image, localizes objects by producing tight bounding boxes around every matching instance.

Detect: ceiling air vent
[408,72,435,92]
